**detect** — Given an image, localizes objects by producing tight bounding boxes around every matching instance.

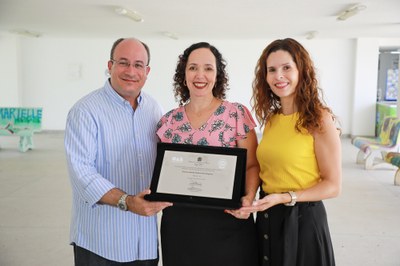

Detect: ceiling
[1,0,400,40]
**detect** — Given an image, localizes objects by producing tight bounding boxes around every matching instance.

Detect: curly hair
[251,38,335,133]
[173,42,229,106]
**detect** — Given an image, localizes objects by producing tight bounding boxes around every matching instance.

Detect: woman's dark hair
[173,42,228,106]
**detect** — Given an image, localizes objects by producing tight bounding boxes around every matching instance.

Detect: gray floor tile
[0,133,399,265]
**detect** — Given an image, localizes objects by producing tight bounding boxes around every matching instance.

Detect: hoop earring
[183,80,187,87]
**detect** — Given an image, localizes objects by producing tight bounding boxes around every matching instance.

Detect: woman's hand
[227,193,290,219]
[225,195,255,219]
[250,193,287,211]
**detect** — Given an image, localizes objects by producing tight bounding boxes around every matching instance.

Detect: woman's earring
[183,80,187,87]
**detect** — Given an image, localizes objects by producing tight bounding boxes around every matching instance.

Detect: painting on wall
[385,68,399,101]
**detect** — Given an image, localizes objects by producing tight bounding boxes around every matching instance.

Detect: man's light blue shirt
[64,80,162,262]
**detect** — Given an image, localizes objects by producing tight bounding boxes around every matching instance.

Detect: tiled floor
[0,132,399,266]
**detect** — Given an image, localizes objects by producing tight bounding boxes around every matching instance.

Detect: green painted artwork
[0,107,43,152]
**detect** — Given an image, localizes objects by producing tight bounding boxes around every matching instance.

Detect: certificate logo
[218,159,227,169]
[172,156,183,162]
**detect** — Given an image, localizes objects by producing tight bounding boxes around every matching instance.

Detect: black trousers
[73,244,159,266]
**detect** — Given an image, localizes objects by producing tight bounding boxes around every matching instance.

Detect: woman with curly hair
[156,42,259,266]
[240,38,342,266]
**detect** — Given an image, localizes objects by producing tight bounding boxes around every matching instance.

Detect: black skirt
[256,199,335,266]
[161,206,259,266]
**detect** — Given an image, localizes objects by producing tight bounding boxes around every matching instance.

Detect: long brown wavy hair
[251,38,336,133]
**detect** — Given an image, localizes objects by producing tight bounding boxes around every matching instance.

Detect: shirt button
[263,255,269,261]
[264,212,268,219]
[264,234,268,240]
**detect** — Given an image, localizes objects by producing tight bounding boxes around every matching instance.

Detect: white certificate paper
[157,150,237,199]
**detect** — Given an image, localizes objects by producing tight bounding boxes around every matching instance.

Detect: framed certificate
[144,142,247,209]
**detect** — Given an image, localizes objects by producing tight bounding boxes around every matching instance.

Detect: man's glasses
[110,59,148,71]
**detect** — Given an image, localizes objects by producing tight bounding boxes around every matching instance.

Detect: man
[65,38,172,266]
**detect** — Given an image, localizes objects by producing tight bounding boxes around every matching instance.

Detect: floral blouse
[156,101,256,148]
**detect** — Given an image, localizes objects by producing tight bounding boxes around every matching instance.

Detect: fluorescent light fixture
[10,29,42,38]
[115,7,144,22]
[162,31,179,40]
[306,31,318,40]
[337,3,367,21]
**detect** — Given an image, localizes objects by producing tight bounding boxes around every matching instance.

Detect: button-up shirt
[64,80,162,262]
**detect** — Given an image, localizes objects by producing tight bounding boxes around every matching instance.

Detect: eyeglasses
[110,59,148,71]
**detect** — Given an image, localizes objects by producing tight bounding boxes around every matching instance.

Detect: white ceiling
[1,0,400,40]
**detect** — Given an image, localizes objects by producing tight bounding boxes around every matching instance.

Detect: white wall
[0,34,20,106]
[303,40,356,136]
[351,39,380,136]
[2,33,400,135]
[18,37,111,130]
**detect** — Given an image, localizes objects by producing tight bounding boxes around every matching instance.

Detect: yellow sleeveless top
[257,113,320,194]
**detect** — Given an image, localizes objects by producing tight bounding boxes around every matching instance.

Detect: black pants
[73,244,159,266]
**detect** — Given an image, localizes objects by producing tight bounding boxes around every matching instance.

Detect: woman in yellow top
[239,38,342,266]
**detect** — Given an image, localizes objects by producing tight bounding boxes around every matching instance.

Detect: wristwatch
[117,194,129,211]
[284,191,297,206]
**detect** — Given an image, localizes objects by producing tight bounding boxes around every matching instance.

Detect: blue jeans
[73,244,159,266]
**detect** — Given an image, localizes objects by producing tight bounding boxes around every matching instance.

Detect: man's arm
[100,188,172,216]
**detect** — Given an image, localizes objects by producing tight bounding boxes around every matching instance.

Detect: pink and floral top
[156,101,256,148]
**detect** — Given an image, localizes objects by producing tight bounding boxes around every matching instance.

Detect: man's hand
[127,189,173,216]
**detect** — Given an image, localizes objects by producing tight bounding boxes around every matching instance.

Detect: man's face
[108,39,150,103]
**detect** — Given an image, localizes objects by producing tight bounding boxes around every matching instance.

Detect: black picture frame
[144,142,247,210]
